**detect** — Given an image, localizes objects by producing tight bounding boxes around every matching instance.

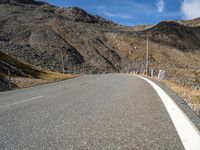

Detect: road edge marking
[0,96,43,108]
[136,75,200,150]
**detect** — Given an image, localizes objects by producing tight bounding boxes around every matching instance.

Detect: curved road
[0,74,199,149]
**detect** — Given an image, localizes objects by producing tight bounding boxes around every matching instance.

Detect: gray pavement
[0,74,185,149]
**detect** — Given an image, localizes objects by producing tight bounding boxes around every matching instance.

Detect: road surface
[0,74,199,149]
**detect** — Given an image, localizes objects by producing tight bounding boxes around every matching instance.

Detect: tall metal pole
[146,37,149,77]
[61,51,65,74]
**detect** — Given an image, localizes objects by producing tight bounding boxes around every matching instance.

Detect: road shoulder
[132,75,200,149]
[146,77,200,132]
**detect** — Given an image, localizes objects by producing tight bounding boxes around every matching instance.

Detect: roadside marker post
[8,69,11,89]
[61,51,65,74]
[158,70,165,80]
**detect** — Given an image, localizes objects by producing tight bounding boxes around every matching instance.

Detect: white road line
[0,96,43,108]
[137,76,200,150]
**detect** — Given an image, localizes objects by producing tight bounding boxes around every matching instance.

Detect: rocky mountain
[0,0,44,5]
[141,21,200,50]
[0,51,76,91]
[178,17,200,27]
[0,0,200,87]
[55,6,119,28]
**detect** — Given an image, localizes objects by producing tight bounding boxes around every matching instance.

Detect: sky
[42,0,200,26]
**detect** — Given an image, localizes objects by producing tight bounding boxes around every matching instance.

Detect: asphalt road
[0,74,189,149]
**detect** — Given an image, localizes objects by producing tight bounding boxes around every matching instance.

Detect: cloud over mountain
[181,0,200,19]
[156,0,165,13]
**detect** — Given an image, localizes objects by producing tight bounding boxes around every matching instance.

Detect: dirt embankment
[0,51,77,91]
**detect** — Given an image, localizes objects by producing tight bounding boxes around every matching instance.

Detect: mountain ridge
[0,0,45,5]
[0,0,200,87]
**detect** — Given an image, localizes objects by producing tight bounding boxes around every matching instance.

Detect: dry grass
[0,51,78,79]
[10,74,78,89]
[161,79,200,115]
[135,74,200,115]
[0,51,79,90]
[38,71,79,81]
[130,72,200,115]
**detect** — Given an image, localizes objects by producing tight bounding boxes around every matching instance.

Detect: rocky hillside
[141,21,200,50]
[0,51,76,91]
[178,17,200,27]
[0,0,200,87]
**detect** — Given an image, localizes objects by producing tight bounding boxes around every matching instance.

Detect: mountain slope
[55,6,119,28]
[0,0,200,87]
[178,17,200,27]
[141,21,200,50]
[0,51,76,91]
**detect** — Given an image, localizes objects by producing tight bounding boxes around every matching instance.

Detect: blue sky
[42,0,200,26]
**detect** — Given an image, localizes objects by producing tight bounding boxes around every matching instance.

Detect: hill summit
[55,6,118,27]
[0,0,44,5]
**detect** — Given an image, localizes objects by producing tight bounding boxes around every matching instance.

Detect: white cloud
[181,0,200,19]
[156,0,165,13]
[103,12,133,19]
[97,5,133,19]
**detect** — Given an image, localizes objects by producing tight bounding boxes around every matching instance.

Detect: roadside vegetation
[161,80,200,116]
[0,51,78,91]
[136,74,200,116]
